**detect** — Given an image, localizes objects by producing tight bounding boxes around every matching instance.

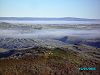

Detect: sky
[0,0,100,19]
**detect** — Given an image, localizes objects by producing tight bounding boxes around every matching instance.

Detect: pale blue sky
[0,0,100,19]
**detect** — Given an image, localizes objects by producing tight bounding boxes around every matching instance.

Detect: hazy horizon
[0,17,100,19]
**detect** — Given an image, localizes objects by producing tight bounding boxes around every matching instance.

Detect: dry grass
[0,48,100,75]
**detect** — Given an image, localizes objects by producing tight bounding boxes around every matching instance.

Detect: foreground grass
[0,47,100,75]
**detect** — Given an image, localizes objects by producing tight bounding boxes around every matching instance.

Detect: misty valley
[0,21,100,75]
[0,0,100,74]
[0,22,100,49]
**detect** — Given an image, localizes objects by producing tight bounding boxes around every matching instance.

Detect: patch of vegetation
[49,48,85,66]
[0,47,100,75]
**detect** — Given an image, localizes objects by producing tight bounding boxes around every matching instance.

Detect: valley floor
[0,22,100,75]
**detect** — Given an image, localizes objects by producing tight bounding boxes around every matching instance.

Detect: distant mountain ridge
[0,17,100,21]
